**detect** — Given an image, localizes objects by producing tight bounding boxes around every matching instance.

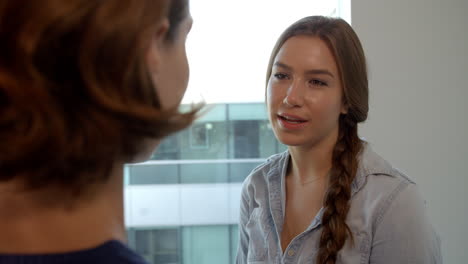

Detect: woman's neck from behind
[0,165,126,254]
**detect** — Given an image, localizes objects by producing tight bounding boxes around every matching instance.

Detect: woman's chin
[276,137,304,147]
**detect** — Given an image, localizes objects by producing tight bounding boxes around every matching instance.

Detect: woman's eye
[310,79,327,86]
[273,73,289,80]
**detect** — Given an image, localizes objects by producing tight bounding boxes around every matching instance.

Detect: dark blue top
[0,240,148,264]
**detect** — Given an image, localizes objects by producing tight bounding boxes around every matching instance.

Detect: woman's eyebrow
[274,61,334,78]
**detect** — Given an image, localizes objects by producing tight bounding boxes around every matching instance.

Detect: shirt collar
[271,141,396,196]
[352,141,396,195]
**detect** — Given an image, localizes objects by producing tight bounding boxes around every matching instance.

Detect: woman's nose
[283,79,304,107]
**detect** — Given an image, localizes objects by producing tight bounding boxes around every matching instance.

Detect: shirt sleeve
[236,181,251,264]
[369,182,443,264]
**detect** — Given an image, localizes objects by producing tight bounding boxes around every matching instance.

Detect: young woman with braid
[236,16,442,264]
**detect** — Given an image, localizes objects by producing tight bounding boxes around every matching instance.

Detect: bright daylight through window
[124,1,350,263]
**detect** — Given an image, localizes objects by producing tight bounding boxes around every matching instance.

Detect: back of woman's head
[0,0,196,200]
[266,16,368,263]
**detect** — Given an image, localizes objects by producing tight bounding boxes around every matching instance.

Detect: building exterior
[124,103,286,264]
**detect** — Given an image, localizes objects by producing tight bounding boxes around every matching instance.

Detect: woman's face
[134,11,193,163]
[147,12,193,109]
[267,35,347,149]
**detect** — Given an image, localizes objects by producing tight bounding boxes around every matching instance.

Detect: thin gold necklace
[294,171,330,185]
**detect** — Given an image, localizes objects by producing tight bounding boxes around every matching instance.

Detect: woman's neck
[0,164,126,254]
[287,131,338,184]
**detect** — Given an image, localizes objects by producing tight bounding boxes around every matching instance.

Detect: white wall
[352,0,468,263]
[125,183,242,227]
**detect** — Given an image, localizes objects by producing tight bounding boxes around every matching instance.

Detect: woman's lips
[277,113,308,130]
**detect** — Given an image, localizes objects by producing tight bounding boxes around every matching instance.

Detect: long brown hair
[0,0,199,201]
[266,16,368,263]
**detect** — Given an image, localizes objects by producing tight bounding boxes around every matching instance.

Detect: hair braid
[316,117,363,264]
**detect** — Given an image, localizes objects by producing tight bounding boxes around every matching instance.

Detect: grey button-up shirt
[236,143,442,264]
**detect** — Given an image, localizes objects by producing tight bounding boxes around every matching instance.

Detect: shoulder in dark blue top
[0,240,148,264]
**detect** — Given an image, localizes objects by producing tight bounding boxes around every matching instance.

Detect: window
[189,123,210,149]
[125,1,349,263]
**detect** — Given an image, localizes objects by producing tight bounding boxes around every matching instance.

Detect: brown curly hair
[265,16,368,263]
[0,0,199,201]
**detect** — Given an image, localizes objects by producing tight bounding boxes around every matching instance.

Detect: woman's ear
[154,18,170,45]
[341,101,349,115]
[146,18,169,77]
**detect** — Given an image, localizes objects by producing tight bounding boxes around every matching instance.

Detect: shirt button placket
[284,246,298,264]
